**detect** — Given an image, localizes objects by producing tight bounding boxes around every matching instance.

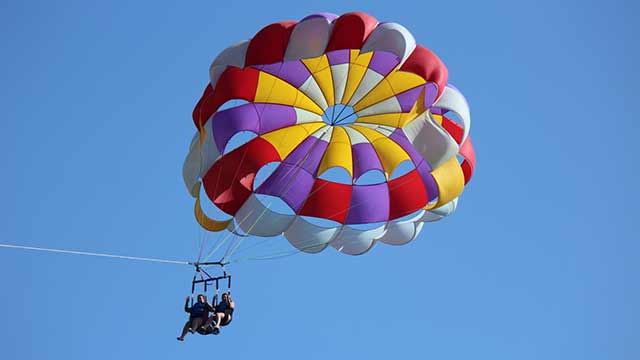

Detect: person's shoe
[213,327,220,335]
[177,337,184,341]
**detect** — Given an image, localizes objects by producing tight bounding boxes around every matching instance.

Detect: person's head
[196,294,206,303]
[222,292,230,302]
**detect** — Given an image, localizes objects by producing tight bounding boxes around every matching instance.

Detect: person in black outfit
[177,294,214,341]
[202,292,235,335]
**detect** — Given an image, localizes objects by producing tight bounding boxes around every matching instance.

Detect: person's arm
[229,296,235,310]
[184,296,191,313]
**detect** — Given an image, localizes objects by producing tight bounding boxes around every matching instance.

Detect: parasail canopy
[183,12,476,256]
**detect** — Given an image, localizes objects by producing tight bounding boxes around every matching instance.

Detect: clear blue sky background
[1,0,637,359]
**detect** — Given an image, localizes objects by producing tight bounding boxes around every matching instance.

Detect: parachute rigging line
[194,68,291,264]
[199,125,331,263]
[0,243,192,266]
[214,128,332,263]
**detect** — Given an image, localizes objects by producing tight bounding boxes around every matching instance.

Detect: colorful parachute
[183,12,475,256]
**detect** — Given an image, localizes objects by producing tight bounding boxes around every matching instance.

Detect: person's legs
[190,318,204,332]
[177,320,191,341]
[203,315,215,329]
[213,312,224,329]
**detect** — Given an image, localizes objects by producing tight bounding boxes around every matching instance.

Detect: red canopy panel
[192,83,214,128]
[459,138,475,184]
[441,116,476,184]
[245,21,297,67]
[299,179,352,223]
[388,169,428,219]
[203,137,281,215]
[326,12,378,52]
[192,67,260,128]
[400,45,448,99]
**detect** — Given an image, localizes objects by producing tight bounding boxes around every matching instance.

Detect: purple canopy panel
[416,160,439,202]
[352,143,384,180]
[327,49,350,66]
[430,107,445,115]
[212,104,260,153]
[252,63,276,78]
[282,136,329,175]
[256,163,315,212]
[368,51,400,76]
[258,60,311,88]
[423,82,439,108]
[389,128,423,165]
[395,86,424,112]
[345,183,390,224]
[301,13,339,22]
[254,103,297,134]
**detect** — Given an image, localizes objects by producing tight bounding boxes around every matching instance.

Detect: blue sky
[1,0,637,359]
